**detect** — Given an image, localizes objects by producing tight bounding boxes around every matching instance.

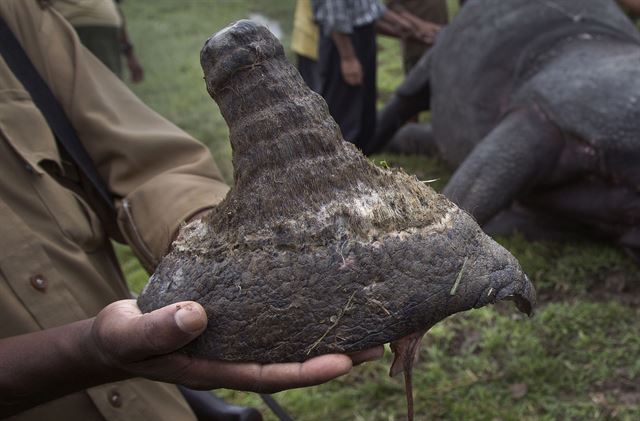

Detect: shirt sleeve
[7,1,229,271]
[313,0,354,35]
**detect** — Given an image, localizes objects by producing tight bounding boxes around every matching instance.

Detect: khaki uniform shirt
[0,1,229,419]
[50,0,122,28]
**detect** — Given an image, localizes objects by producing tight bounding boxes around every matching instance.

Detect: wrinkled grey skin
[137,20,535,364]
[373,0,640,256]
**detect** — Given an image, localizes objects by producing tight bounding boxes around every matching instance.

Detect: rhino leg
[367,93,431,155]
[483,204,593,242]
[521,179,640,261]
[385,122,438,156]
[367,52,433,155]
[443,107,563,225]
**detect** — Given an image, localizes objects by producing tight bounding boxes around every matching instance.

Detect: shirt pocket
[0,239,88,330]
[0,89,106,251]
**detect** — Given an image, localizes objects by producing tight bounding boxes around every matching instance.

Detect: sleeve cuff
[117,174,229,272]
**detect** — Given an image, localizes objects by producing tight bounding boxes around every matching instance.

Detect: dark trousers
[296,54,320,93]
[318,23,377,153]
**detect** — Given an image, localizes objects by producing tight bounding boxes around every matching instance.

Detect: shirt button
[30,275,48,292]
[108,390,122,408]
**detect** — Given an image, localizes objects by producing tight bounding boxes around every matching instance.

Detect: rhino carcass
[373,0,640,257]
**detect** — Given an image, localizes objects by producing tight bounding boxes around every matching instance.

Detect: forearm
[376,9,411,38]
[375,18,401,37]
[380,7,442,44]
[330,31,357,60]
[330,31,364,85]
[0,319,124,417]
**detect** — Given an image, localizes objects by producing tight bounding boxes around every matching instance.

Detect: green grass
[118,2,640,419]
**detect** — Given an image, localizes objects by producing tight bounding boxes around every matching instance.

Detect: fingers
[349,345,385,366]
[224,354,353,393]
[94,300,207,364]
[136,348,384,392]
[396,10,441,44]
[144,353,354,393]
[93,302,377,393]
[342,67,363,85]
[344,73,362,86]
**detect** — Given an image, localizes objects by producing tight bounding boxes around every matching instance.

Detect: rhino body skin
[374,0,640,255]
[137,21,534,364]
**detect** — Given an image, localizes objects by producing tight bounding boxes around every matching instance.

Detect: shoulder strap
[0,14,115,211]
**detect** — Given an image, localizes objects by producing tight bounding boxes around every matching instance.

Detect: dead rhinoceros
[372,0,640,258]
[137,20,534,419]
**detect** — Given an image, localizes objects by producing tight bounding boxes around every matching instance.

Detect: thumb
[95,300,207,363]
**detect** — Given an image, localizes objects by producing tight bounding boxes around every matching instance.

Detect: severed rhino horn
[137,20,535,420]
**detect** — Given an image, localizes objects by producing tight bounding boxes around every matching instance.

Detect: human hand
[89,299,380,393]
[381,9,414,39]
[398,11,442,45]
[414,21,442,45]
[125,53,145,83]
[340,56,363,86]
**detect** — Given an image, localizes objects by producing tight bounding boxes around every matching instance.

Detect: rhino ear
[443,107,563,224]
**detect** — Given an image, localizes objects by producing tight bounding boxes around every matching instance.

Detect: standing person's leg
[296,54,320,92]
[352,23,377,153]
[317,33,365,145]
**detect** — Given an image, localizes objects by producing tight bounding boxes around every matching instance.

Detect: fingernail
[175,305,206,333]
